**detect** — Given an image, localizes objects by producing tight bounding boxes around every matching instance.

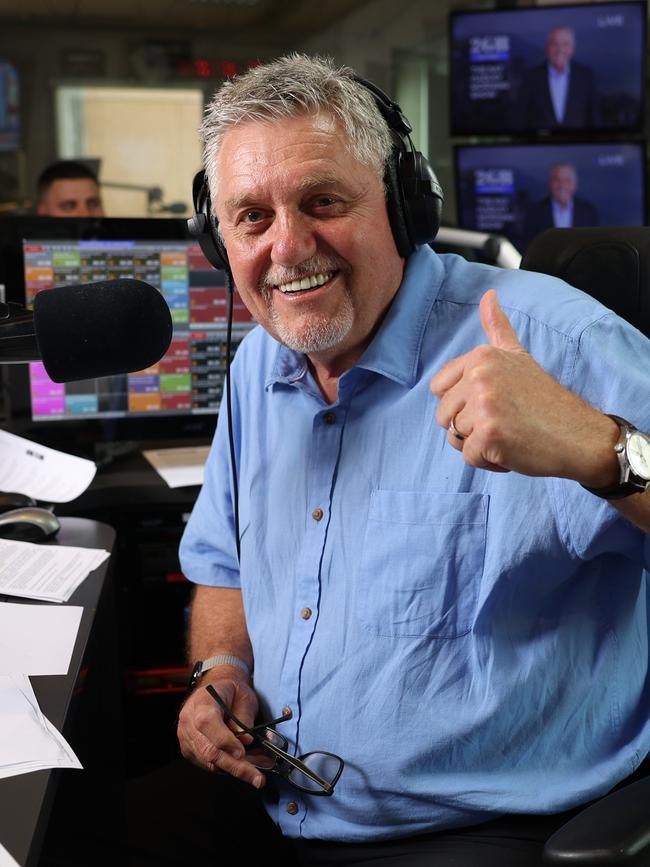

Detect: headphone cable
[224,270,241,562]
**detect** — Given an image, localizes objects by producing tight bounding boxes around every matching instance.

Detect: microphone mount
[101,180,187,216]
[0,301,39,363]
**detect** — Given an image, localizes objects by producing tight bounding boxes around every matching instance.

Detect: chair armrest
[543,776,650,864]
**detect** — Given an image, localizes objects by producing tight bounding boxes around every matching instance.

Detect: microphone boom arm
[0,302,39,363]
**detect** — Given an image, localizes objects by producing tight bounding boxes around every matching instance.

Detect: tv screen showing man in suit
[523,162,599,248]
[519,27,600,129]
[0,61,19,151]
[450,2,645,134]
[455,142,645,253]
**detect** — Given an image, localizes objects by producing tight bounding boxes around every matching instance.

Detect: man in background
[520,25,600,129]
[36,159,104,217]
[523,161,599,248]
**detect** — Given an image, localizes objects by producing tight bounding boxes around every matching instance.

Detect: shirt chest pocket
[356,490,489,639]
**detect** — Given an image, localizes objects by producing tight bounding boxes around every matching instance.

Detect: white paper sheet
[0,603,83,675]
[0,675,81,780]
[0,539,109,603]
[0,841,20,867]
[0,430,96,503]
[142,445,209,488]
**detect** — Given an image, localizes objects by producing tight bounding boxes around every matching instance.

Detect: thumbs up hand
[429,290,620,485]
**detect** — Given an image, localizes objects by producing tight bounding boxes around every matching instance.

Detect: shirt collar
[266,245,443,390]
[548,62,570,80]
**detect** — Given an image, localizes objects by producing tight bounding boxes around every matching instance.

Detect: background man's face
[549,165,578,207]
[546,28,575,73]
[37,178,104,217]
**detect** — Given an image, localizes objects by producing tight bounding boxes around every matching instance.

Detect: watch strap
[188,653,251,691]
[584,479,646,500]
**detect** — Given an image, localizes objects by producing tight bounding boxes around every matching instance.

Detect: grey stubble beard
[260,255,354,355]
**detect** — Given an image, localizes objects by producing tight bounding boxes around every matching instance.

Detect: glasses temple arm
[244,713,290,734]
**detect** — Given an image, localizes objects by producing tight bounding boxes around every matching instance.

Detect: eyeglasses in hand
[205,685,344,796]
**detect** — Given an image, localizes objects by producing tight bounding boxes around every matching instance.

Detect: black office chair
[520,227,650,865]
[521,226,650,339]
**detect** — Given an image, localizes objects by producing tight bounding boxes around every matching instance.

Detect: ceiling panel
[0,0,374,38]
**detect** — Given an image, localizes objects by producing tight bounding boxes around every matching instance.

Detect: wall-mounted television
[0,217,255,456]
[0,62,19,151]
[455,141,646,253]
[450,1,646,135]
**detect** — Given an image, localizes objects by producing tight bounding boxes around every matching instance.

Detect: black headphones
[188,75,444,270]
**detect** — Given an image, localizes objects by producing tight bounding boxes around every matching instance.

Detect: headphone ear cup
[206,212,230,272]
[398,150,443,248]
[189,171,230,271]
[352,75,444,254]
[384,148,416,259]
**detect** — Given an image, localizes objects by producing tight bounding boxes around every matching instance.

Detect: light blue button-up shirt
[548,63,570,123]
[180,245,650,842]
[551,198,574,229]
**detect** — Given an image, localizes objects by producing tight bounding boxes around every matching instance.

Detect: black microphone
[0,278,173,383]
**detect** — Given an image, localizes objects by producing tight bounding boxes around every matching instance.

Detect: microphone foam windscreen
[33,279,173,383]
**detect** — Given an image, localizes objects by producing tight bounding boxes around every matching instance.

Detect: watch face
[627,432,650,480]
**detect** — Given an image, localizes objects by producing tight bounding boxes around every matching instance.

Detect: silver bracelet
[188,653,251,690]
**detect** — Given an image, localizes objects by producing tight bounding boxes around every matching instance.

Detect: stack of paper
[0,539,109,603]
[0,603,83,675]
[0,430,96,503]
[142,445,210,488]
[0,675,81,780]
[0,840,20,866]
[0,432,99,862]
[0,602,84,864]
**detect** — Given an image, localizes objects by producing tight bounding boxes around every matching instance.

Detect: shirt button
[282,706,293,719]
[312,508,323,521]
[301,607,312,620]
[323,412,336,425]
[287,801,299,815]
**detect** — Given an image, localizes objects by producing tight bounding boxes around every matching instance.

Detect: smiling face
[212,112,405,375]
[549,164,577,207]
[546,27,575,73]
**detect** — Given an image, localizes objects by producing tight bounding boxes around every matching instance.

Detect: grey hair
[549,161,577,177]
[200,53,394,200]
[547,25,575,41]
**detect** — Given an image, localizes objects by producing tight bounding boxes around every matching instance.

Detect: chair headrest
[520,227,650,338]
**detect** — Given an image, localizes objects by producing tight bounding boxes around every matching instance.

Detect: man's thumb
[479,289,522,351]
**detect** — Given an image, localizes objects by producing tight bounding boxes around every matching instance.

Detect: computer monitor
[449,1,646,135]
[454,141,647,254]
[0,217,255,454]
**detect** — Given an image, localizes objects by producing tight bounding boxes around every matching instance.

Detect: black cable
[224,270,240,562]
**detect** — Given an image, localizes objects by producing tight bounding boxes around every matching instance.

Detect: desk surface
[56,447,202,516]
[0,517,116,867]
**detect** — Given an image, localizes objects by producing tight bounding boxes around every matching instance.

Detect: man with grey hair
[165,54,650,866]
[520,25,600,129]
[523,161,599,247]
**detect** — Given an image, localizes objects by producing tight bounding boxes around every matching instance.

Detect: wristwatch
[583,415,650,500]
[187,654,251,692]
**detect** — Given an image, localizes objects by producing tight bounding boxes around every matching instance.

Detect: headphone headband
[352,76,413,136]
